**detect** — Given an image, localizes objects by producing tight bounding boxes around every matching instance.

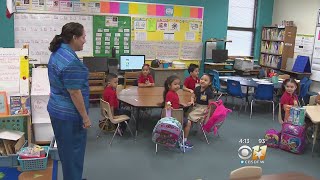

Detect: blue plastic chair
[208,70,227,99]
[299,79,312,105]
[250,84,275,121]
[227,80,246,113]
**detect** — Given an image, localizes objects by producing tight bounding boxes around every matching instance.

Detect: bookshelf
[260,26,297,70]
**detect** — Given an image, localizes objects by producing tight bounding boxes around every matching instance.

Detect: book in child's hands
[10,96,31,115]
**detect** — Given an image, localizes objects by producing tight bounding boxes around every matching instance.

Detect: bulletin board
[93,15,131,58]
[131,17,203,61]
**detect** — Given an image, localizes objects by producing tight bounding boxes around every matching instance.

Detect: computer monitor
[83,57,108,72]
[119,55,145,71]
[212,50,228,63]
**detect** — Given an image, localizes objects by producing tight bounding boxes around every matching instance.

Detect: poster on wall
[106,16,118,27]
[46,0,59,12]
[31,0,45,10]
[169,22,180,31]
[15,0,30,10]
[157,21,168,31]
[134,20,147,30]
[59,1,73,12]
[189,22,200,32]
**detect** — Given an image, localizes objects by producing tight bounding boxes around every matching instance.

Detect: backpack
[202,100,232,134]
[152,117,183,148]
[265,129,281,148]
[279,123,306,154]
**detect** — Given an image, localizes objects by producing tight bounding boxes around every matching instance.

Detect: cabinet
[260,26,297,70]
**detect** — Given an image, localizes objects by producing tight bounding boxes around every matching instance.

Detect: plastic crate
[0,141,27,167]
[0,116,27,134]
[49,137,60,161]
[17,146,49,171]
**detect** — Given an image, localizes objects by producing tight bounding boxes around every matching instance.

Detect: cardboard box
[234,58,254,71]
[0,129,25,155]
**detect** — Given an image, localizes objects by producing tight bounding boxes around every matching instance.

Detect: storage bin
[0,141,27,167]
[17,146,49,171]
[172,62,186,69]
[0,116,27,134]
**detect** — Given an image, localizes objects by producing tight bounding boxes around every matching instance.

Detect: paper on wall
[31,68,50,95]
[134,20,146,30]
[164,33,174,41]
[134,32,147,41]
[180,42,202,60]
[185,32,195,41]
[105,16,118,27]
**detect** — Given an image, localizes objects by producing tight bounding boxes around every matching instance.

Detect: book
[10,96,30,115]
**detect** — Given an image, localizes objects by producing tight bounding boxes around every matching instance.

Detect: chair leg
[243,98,247,112]
[125,121,135,140]
[232,97,236,110]
[110,124,120,146]
[272,101,275,121]
[155,143,158,154]
[97,118,107,139]
[199,122,209,144]
[182,130,185,153]
[250,100,254,119]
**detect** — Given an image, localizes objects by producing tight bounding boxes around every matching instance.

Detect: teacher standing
[47,22,91,180]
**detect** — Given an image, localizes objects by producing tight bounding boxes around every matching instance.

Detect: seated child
[188,74,214,123]
[103,73,131,135]
[280,78,299,123]
[164,75,193,149]
[138,64,154,87]
[183,64,200,94]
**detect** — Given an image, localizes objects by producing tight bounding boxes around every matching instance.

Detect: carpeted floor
[56,101,320,180]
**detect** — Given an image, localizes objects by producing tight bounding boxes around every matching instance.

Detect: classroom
[0,0,320,179]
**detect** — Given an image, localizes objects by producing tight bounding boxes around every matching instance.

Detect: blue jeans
[50,117,87,180]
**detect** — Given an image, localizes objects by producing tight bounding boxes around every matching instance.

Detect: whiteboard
[14,13,93,64]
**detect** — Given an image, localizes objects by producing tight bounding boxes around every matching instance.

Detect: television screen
[119,55,145,71]
[83,57,108,72]
[212,50,228,63]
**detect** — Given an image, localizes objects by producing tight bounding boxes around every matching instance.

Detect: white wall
[273,0,320,92]
[273,0,319,34]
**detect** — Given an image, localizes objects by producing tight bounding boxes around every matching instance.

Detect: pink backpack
[279,123,306,154]
[202,100,232,134]
[265,129,281,148]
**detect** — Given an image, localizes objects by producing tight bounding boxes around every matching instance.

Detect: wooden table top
[118,86,191,97]
[305,105,320,124]
[118,86,192,107]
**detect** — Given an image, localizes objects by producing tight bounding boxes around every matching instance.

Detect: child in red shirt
[280,78,298,123]
[164,75,193,149]
[183,64,200,94]
[138,64,154,87]
[103,73,131,135]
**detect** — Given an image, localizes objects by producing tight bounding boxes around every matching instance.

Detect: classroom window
[226,0,257,56]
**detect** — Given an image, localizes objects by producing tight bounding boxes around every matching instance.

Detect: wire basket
[17,146,49,171]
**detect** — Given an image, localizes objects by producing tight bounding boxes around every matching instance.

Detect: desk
[150,68,186,87]
[219,76,282,103]
[305,105,320,155]
[205,62,236,75]
[118,87,192,135]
